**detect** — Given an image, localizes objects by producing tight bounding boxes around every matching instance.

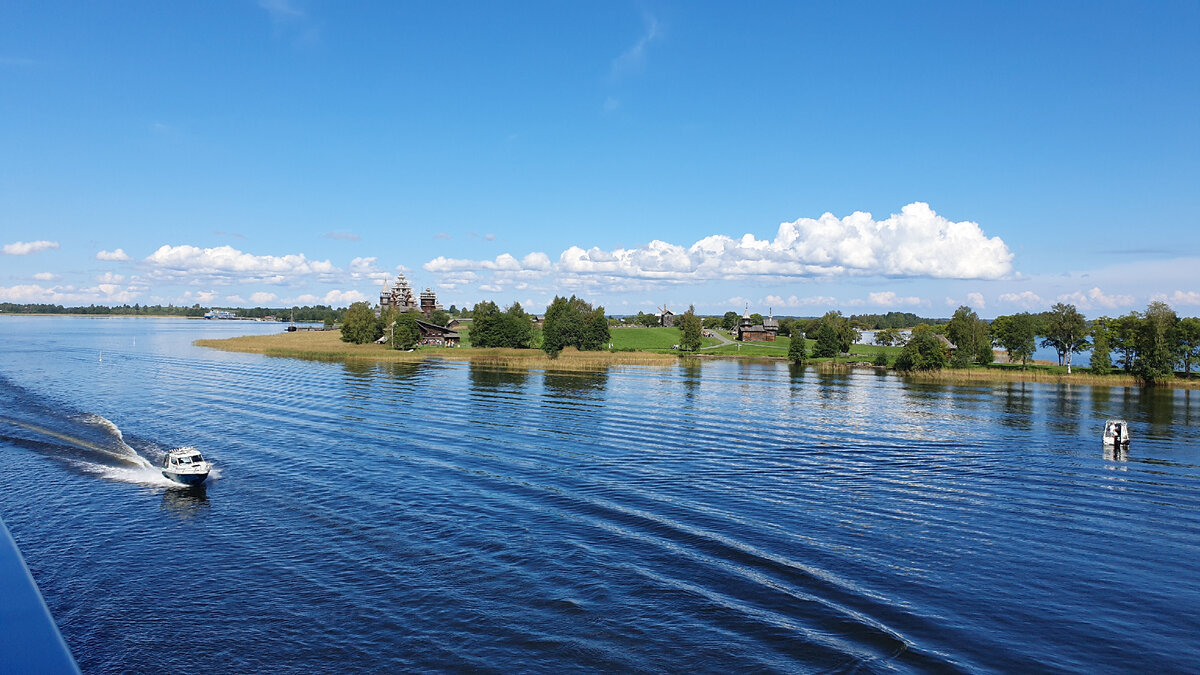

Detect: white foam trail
[81,414,153,469]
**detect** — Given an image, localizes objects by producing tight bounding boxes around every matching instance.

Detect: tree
[679,305,702,351]
[722,311,740,331]
[1110,312,1141,372]
[470,301,533,349]
[390,310,420,350]
[894,325,949,372]
[749,312,764,326]
[429,309,451,328]
[946,305,991,367]
[1090,320,1112,375]
[812,321,840,358]
[340,302,383,344]
[990,313,1038,370]
[1134,301,1178,385]
[873,328,900,347]
[1178,317,1200,378]
[788,333,807,364]
[702,316,722,330]
[542,295,607,356]
[1039,302,1089,373]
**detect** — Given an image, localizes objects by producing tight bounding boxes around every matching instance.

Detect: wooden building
[736,308,780,342]
[416,320,460,347]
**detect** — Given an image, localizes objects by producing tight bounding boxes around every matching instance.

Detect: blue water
[1,316,1198,673]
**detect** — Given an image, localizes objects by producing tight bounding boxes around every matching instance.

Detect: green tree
[679,305,702,351]
[1178,317,1200,378]
[1134,301,1178,385]
[1039,302,1090,373]
[1110,312,1141,372]
[788,333,808,364]
[429,309,451,328]
[702,316,722,330]
[722,311,740,331]
[894,324,949,372]
[471,301,533,349]
[946,305,989,367]
[340,302,383,344]
[542,296,607,355]
[873,352,888,367]
[873,328,900,347]
[749,312,765,326]
[1090,320,1112,375]
[390,310,420,350]
[582,307,610,351]
[990,313,1037,370]
[813,321,840,358]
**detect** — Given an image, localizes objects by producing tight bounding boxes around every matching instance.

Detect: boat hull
[162,470,209,486]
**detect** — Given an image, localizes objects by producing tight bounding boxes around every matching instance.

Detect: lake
[1,316,1198,673]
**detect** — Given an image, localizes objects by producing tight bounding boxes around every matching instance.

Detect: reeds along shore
[195,330,1200,387]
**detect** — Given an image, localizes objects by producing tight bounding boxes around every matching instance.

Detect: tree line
[0,302,347,323]
[887,301,1200,384]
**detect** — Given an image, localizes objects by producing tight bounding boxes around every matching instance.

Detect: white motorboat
[1103,419,1130,446]
[161,447,211,486]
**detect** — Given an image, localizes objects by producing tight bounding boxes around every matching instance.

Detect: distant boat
[1103,419,1130,446]
[161,447,211,486]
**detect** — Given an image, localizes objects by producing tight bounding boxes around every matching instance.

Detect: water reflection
[679,361,702,402]
[160,484,210,519]
[1001,383,1034,430]
[467,363,530,392]
[542,369,609,401]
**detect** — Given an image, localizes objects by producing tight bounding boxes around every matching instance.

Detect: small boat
[1103,419,1130,446]
[161,447,211,486]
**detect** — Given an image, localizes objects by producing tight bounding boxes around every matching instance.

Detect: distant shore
[194,330,1200,388]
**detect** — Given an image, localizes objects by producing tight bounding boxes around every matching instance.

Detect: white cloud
[96,272,125,284]
[1161,290,1200,306]
[348,256,390,282]
[1057,287,1134,311]
[96,248,132,261]
[196,290,217,304]
[33,272,59,281]
[966,292,985,309]
[999,291,1044,309]
[144,244,337,284]
[611,14,660,78]
[870,291,923,307]
[322,289,366,306]
[3,240,59,255]
[423,204,1012,295]
[250,292,277,304]
[225,295,247,304]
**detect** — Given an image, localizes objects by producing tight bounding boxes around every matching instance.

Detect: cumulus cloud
[423,204,1013,294]
[144,244,337,284]
[966,292,986,309]
[999,291,1044,309]
[348,257,390,282]
[1057,287,1134,311]
[96,272,125,284]
[3,240,59,255]
[321,289,367,306]
[870,291,923,307]
[96,248,132,261]
[33,272,59,281]
[1158,290,1200,306]
[250,292,277,304]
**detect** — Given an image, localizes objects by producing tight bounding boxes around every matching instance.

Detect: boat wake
[0,377,208,488]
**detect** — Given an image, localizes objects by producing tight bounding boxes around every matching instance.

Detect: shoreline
[194,330,1200,388]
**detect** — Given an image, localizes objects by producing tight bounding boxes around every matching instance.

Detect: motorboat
[1103,419,1130,446]
[161,447,211,486]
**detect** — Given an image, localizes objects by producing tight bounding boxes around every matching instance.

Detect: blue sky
[2,1,1198,317]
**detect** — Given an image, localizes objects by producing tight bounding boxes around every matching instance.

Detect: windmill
[658,303,674,327]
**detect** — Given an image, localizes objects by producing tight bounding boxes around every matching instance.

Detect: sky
[2,1,1198,318]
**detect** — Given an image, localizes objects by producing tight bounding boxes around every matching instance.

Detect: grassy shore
[195,329,1200,388]
[195,330,677,370]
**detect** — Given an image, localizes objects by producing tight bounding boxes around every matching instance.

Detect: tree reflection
[467,363,530,393]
